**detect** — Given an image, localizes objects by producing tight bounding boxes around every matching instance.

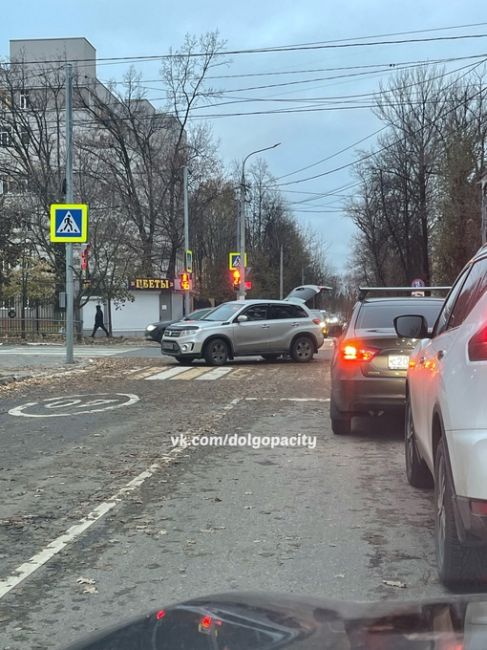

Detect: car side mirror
[236,314,248,323]
[394,314,429,339]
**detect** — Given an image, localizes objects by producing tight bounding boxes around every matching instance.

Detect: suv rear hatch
[285,285,331,304]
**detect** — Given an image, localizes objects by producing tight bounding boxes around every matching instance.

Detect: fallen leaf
[382,580,407,589]
[77,577,96,585]
[159,529,168,535]
[83,585,98,594]
[334,574,345,579]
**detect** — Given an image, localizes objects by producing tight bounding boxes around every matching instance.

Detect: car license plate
[388,354,409,370]
[162,341,176,351]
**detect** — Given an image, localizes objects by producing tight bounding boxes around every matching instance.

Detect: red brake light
[200,615,212,629]
[312,317,322,325]
[155,610,166,620]
[340,340,378,362]
[468,324,487,361]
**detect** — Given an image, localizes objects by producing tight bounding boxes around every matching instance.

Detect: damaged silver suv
[161,286,326,366]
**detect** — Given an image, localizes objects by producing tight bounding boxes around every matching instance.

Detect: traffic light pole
[239,143,281,301]
[65,63,74,364]
[183,166,190,315]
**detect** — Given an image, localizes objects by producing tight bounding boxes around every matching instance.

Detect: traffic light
[180,272,190,290]
[232,269,240,289]
[80,244,91,271]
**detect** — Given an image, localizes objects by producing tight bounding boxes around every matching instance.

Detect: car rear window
[356,302,442,329]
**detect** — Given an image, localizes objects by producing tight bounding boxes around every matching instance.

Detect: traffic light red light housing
[180,272,191,290]
[232,269,240,289]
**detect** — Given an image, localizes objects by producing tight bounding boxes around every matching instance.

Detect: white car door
[412,267,471,466]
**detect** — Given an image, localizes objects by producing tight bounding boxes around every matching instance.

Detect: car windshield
[357,302,442,329]
[201,303,243,321]
[185,308,213,320]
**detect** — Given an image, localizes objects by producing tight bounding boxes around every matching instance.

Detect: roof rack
[358,286,451,301]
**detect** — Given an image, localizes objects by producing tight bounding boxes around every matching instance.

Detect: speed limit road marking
[8,393,140,418]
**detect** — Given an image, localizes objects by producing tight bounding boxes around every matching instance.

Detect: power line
[5,30,487,67]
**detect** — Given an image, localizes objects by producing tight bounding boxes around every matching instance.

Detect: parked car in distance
[145,307,214,343]
[394,247,487,586]
[162,287,325,365]
[311,310,329,338]
[330,288,446,435]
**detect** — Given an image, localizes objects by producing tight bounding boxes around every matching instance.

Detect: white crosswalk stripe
[145,366,193,381]
[195,367,233,381]
[143,365,237,381]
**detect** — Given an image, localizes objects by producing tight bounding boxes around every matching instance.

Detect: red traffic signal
[232,269,240,289]
[180,272,191,290]
[80,244,90,271]
[245,281,252,290]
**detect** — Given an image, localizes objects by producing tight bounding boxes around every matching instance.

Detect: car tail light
[468,324,487,361]
[312,317,322,325]
[339,340,379,362]
[470,499,487,516]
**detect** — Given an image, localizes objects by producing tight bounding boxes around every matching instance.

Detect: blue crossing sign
[229,252,248,270]
[50,204,88,243]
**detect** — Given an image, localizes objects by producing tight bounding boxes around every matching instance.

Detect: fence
[0,294,71,339]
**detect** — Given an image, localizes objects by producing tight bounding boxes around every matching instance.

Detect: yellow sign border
[228,252,248,270]
[50,204,88,243]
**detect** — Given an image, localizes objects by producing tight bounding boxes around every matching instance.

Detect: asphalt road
[0,345,457,649]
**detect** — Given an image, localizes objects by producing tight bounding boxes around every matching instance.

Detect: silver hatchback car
[161,289,325,365]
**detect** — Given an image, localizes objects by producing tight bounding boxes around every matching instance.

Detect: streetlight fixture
[239,142,281,300]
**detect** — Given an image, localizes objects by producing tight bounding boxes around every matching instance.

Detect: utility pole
[279,245,284,299]
[301,267,305,285]
[239,142,281,300]
[183,166,190,315]
[65,63,74,364]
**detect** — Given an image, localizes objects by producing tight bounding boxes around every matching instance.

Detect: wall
[82,291,184,337]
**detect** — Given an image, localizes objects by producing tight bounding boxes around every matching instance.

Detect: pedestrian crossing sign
[50,204,88,243]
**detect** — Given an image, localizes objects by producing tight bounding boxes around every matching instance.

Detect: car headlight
[179,328,199,336]
[146,325,157,332]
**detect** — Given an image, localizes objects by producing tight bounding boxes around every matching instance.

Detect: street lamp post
[239,143,281,300]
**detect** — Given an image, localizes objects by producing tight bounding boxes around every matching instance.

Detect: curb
[0,358,94,388]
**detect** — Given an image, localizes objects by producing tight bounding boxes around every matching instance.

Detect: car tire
[262,354,280,362]
[204,338,229,366]
[434,437,486,587]
[405,396,433,489]
[290,335,314,363]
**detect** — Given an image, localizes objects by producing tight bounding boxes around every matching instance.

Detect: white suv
[394,246,487,586]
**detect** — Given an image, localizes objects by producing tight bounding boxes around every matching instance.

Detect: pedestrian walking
[91,305,109,337]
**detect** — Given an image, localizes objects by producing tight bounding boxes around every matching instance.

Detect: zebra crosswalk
[130,365,276,382]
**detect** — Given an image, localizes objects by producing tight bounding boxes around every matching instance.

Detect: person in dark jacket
[91,305,109,337]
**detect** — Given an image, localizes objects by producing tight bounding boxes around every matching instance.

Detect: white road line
[196,367,233,381]
[175,367,213,380]
[132,366,167,379]
[0,396,242,601]
[145,366,192,381]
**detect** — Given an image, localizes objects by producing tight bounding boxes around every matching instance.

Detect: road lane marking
[196,367,233,380]
[132,366,168,379]
[0,396,242,601]
[8,393,139,418]
[145,366,191,381]
[175,367,213,380]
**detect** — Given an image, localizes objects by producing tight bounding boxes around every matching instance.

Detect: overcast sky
[2,0,487,274]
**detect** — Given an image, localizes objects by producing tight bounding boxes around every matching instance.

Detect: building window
[0,129,11,147]
[20,129,30,146]
[19,91,29,110]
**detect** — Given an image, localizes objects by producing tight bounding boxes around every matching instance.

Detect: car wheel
[262,354,280,362]
[330,397,352,435]
[175,356,194,365]
[204,339,229,366]
[434,438,486,587]
[290,336,314,363]
[405,396,433,489]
